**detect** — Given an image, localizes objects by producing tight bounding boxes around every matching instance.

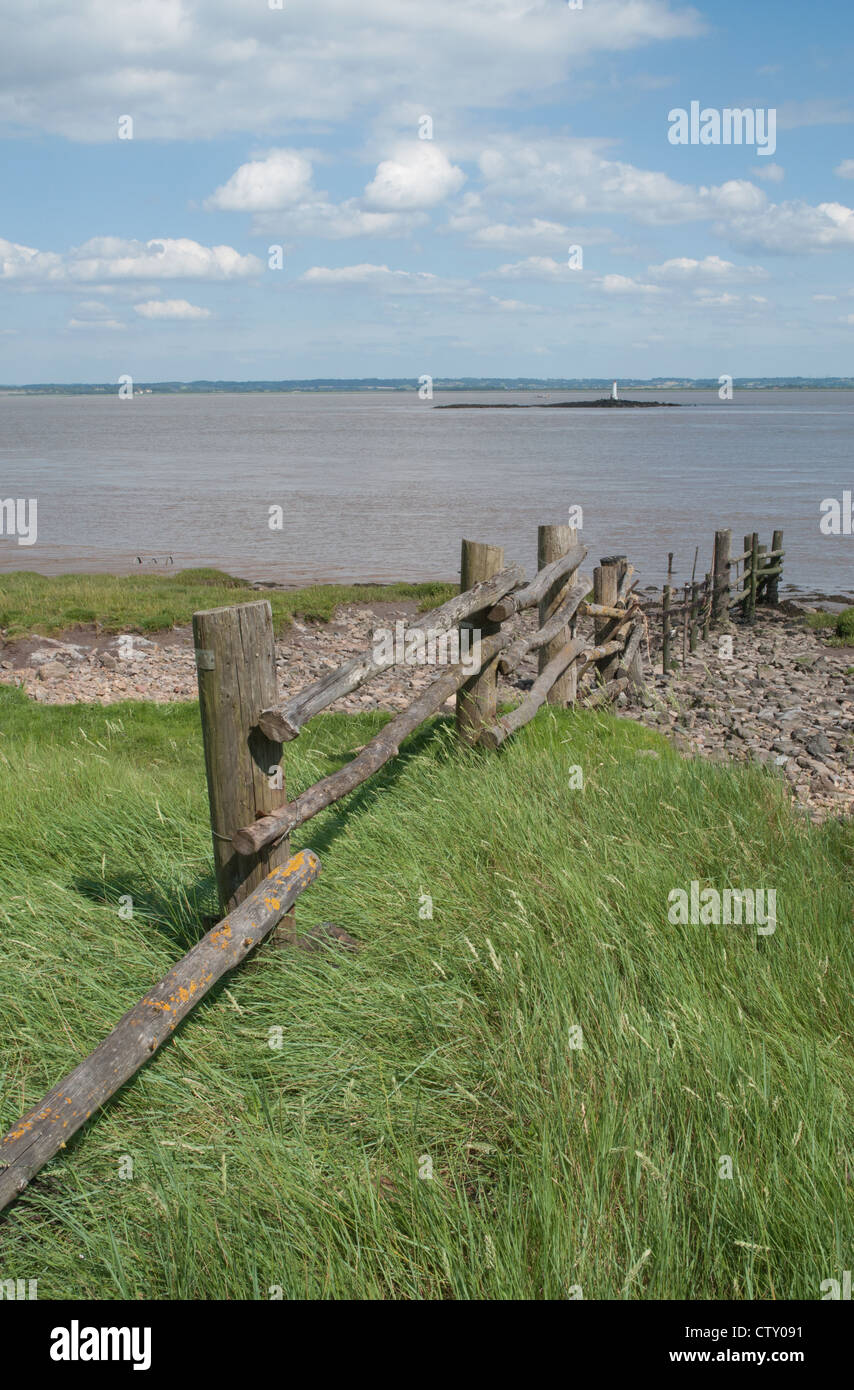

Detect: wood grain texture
[487,541,586,622]
[497,575,591,675]
[537,525,581,708]
[0,850,321,1214]
[193,601,290,916]
[456,541,504,747]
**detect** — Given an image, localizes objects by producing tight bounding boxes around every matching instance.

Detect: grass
[0,569,457,639]
[804,607,854,646]
[0,684,851,1299]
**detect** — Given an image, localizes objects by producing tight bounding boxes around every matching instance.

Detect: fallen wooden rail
[497,575,591,675]
[481,637,585,748]
[258,562,524,741]
[0,850,321,1214]
[486,543,587,621]
[234,630,513,855]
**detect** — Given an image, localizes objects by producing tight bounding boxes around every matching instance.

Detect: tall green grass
[0,685,850,1299]
[0,570,456,638]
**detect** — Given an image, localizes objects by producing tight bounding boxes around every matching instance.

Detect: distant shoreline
[2,379,854,397]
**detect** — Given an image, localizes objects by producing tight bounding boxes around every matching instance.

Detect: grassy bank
[0,569,457,639]
[0,686,850,1298]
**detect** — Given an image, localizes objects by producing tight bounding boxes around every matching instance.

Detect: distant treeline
[2,377,853,395]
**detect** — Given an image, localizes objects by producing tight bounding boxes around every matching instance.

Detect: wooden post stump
[192,601,292,930]
[662,585,672,673]
[767,529,783,606]
[456,540,504,746]
[712,529,731,625]
[593,557,621,684]
[538,523,579,707]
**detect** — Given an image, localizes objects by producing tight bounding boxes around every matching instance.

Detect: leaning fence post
[192,600,292,921]
[538,523,578,707]
[712,529,730,625]
[457,539,504,746]
[702,572,712,641]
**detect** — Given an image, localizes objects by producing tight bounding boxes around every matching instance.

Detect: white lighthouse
[611,380,618,401]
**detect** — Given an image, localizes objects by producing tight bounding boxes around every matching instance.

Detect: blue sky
[2,0,854,382]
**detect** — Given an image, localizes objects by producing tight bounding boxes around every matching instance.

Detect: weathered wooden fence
[0,525,644,1213]
[646,527,785,673]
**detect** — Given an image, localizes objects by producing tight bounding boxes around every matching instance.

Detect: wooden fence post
[767,529,783,605]
[662,585,671,673]
[712,529,730,625]
[593,556,621,683]
[689,581,700,652]
[702,572,711,641]
[192,600,292,922]
[747,532,759,622]
[457,540,503,746]
[538,523,578,707]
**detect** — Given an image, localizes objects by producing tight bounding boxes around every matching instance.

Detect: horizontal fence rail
[0,850,321,1214]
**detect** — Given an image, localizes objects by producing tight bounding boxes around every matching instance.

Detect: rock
[806,732,834,761]
[37,660,69,680]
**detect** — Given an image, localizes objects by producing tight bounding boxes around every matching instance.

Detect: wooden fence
[0,525,644,1213]
[644,527,785,674]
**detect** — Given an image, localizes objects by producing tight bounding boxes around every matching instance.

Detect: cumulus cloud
[835,160,854,179]
[300,263,447,292]
[0,1,706,141]
[363,144,466,211]
[205,149,314,211]
[0,236,262,284]
[134,299,212,320]
[485,256,583,282]
[721,200,854,252]
[476,135,767,226]
[597,273,661,294]
[647,255,768,282]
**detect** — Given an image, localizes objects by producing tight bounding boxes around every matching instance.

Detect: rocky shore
[2,598,851,824]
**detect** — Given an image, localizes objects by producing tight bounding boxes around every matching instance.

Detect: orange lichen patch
[176,987,191,1003]
[210,922,232,949]
[4,1121,33,1142]
[264,897,281,912]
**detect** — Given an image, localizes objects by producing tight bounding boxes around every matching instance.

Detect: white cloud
[363,144,465,211]
[835,160,854,179]
[0,1,706,141]
[205,149,314,211]
[598,273,661,295]
[647,255,768,282]
[466,218,613,253]
[476,135,767,226]
[134,299,212,320]
[0,236,262,284]
[721,200,854,252]
[485,256,582,282]
[300,263,447,292]
[751,162,785,183]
